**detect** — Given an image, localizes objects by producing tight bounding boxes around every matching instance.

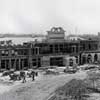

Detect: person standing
[35,71,38,76]
[31,70,35,81]
[23,73,26,83]
[20,71,26,83]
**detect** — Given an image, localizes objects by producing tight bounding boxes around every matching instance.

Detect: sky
[0,0,100,35]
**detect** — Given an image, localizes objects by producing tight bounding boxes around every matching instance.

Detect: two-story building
[0,27,99,70]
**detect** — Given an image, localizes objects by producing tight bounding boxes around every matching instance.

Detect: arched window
[87,54,92,63]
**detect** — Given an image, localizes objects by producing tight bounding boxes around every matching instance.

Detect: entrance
[50,57,63,66]
[82,55,87,64]
[16,59,19,70]
[87,54,92,63]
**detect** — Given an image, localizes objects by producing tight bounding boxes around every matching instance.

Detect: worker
[31,70,35,81]
[20,71,26,83]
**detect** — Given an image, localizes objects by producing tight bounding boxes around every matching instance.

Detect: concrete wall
[41,56,50,67]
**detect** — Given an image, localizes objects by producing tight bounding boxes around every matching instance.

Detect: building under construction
[0,27,99,70]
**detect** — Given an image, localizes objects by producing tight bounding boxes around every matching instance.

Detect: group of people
[8,70,38,83]
[21,70,38,83]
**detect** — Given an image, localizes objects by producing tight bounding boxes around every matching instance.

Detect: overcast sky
[0,0,100,35]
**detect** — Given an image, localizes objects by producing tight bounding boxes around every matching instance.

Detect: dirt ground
[0,71,87,100]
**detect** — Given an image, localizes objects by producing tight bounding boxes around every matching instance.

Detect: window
[94,54,98,62]
[87,54,92,63]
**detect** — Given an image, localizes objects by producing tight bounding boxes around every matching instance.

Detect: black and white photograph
[0,0,100,100]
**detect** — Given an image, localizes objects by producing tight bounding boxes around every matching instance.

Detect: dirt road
[0,71,86,100]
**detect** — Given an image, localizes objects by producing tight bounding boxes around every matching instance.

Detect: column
[29,57,32,69]
[3,60,5,69]
[19,59,21,70]
[29,48,32,68]
[58,44,60,53]
[4,60,6,69]
[22,59,24,69]
[53,44,55,54]
[37,47,39,55]
[21,59,23,69]
[14,59,16,70]
[73,45,76,53]
[36,57,38,68]
[0,59,1,70]
[9,59,11,69]
[5,60,7,69]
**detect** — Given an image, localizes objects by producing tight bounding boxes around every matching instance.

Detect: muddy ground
[0,71,87,100]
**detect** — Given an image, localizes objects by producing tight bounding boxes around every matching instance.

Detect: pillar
[53,44,55,54]
[5,60,7,69]
[22,59,23,69]
[36,57,38,68]
[14,59,16,70]
[19,59,21,70]
[58,44,60,53]
[29,48,32,68]
[4,60,6,69]
[9,59,11,69]
[0,59,1,70]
